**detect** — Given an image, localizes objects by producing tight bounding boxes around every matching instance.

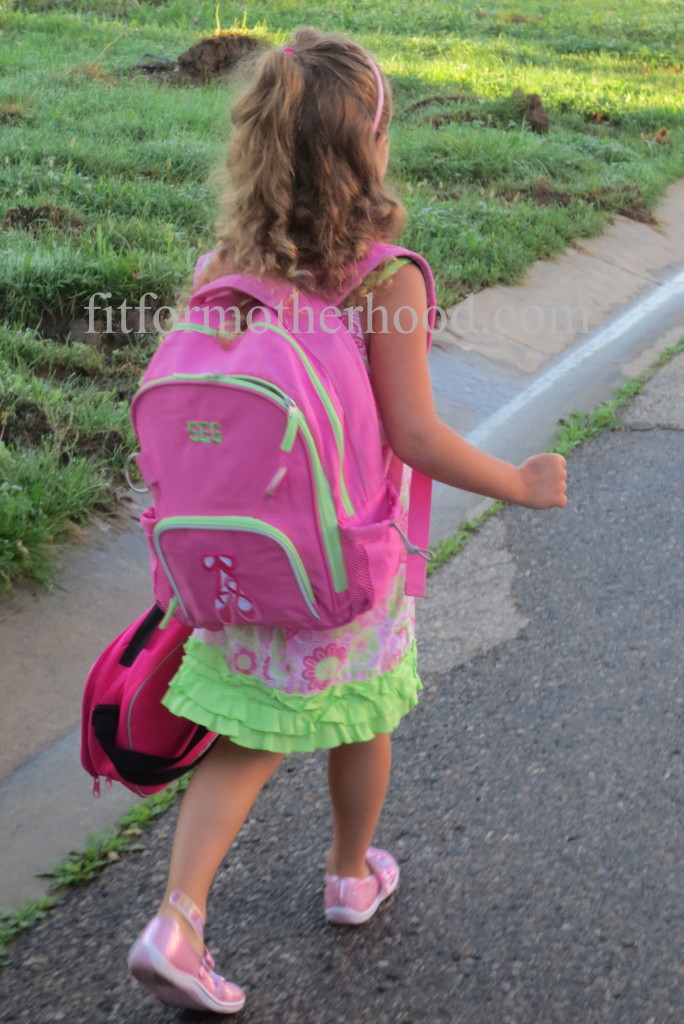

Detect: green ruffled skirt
[162,636,422,754]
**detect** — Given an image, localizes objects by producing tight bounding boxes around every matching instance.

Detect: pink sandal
[324,847,400,925]
[128,891,245,1014]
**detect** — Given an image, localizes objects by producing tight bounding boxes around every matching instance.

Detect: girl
[128,29,567,1015]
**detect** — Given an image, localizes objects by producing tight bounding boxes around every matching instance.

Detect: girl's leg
[326,733,392,879]
[158,736,284,953]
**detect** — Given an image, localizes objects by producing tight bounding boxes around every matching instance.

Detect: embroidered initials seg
[187,421,222,444]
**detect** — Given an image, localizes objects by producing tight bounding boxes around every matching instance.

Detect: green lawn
[1,0,683,590]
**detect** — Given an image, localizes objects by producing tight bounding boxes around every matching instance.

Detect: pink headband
[281,47,384,133]
[368,57,384,134]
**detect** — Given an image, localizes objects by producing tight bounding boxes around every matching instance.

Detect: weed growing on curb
[0,897,58,967]
[547,338,684,456]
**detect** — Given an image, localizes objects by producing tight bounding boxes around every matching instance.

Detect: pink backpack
[130,243,436,631]
[81,605,217,796]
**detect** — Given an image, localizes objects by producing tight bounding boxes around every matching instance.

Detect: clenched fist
[518,453,568,509]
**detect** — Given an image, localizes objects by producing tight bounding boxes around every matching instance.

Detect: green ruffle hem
[162,637,422,754]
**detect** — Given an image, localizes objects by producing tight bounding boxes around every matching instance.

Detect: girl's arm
[366,262,567,510]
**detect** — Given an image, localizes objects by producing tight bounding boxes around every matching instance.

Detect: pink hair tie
[368,57,384,134]
[282,47,298,60]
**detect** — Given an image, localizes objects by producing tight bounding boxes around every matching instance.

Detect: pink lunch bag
[81,605,217,797]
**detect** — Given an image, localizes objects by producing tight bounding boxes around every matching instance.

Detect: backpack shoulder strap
[341,242,437,345]
[343,243,437,598]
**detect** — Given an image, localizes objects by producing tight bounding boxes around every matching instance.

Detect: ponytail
[219,48,305,277]
[212,30,405,296]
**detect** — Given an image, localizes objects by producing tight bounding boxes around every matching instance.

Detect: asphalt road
[2,355,682,1024]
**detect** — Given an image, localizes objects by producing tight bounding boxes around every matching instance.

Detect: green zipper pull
[280,400,299,452]
[159,597,179,629]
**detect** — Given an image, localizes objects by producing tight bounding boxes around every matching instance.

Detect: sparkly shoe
[128,890,245,1014]
[324,847,400,925]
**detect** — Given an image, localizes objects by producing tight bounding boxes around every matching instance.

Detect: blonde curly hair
[198,28,406,301]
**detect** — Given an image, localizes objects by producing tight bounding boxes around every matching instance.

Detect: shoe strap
[169,890,205,942]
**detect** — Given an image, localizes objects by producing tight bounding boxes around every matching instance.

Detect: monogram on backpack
[130,243,436,632]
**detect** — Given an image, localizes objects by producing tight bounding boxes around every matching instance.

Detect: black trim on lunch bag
[91,703,215,786]
[119,604,165,668]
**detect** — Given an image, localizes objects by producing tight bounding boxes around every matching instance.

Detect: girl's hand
[518,453,568,509]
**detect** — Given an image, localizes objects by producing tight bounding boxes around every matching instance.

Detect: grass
[0,323,155,590]
[0,0,683,587]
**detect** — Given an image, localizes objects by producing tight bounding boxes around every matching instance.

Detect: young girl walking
[128,28,567,1014]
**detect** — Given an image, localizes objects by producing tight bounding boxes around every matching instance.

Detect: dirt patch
[3,400,126,463]
[514,90,551,133]
[499,12,533,23]
[2,401,52,449]
[75,429,127,462]
[616,201,656,224]
[130,33,263,84]
[585,186,657,224]
[177,33,262,81]
[499,179,657,224]
[0,102,30,122]
[2,205,85,234]
[499,179,573,207]
[427,89,551,134]
[530,179,573,206]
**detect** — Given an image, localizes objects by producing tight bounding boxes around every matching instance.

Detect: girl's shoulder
[356,256,429,341]
[366,255,413,287]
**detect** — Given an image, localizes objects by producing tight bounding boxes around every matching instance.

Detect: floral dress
[161,264,421,752]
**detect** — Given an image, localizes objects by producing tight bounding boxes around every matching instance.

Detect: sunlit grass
[1,0,683,589]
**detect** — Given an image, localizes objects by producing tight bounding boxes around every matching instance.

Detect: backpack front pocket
[150,514,320,630]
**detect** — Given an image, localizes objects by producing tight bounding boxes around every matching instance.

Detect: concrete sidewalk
[1,348,682,1022]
